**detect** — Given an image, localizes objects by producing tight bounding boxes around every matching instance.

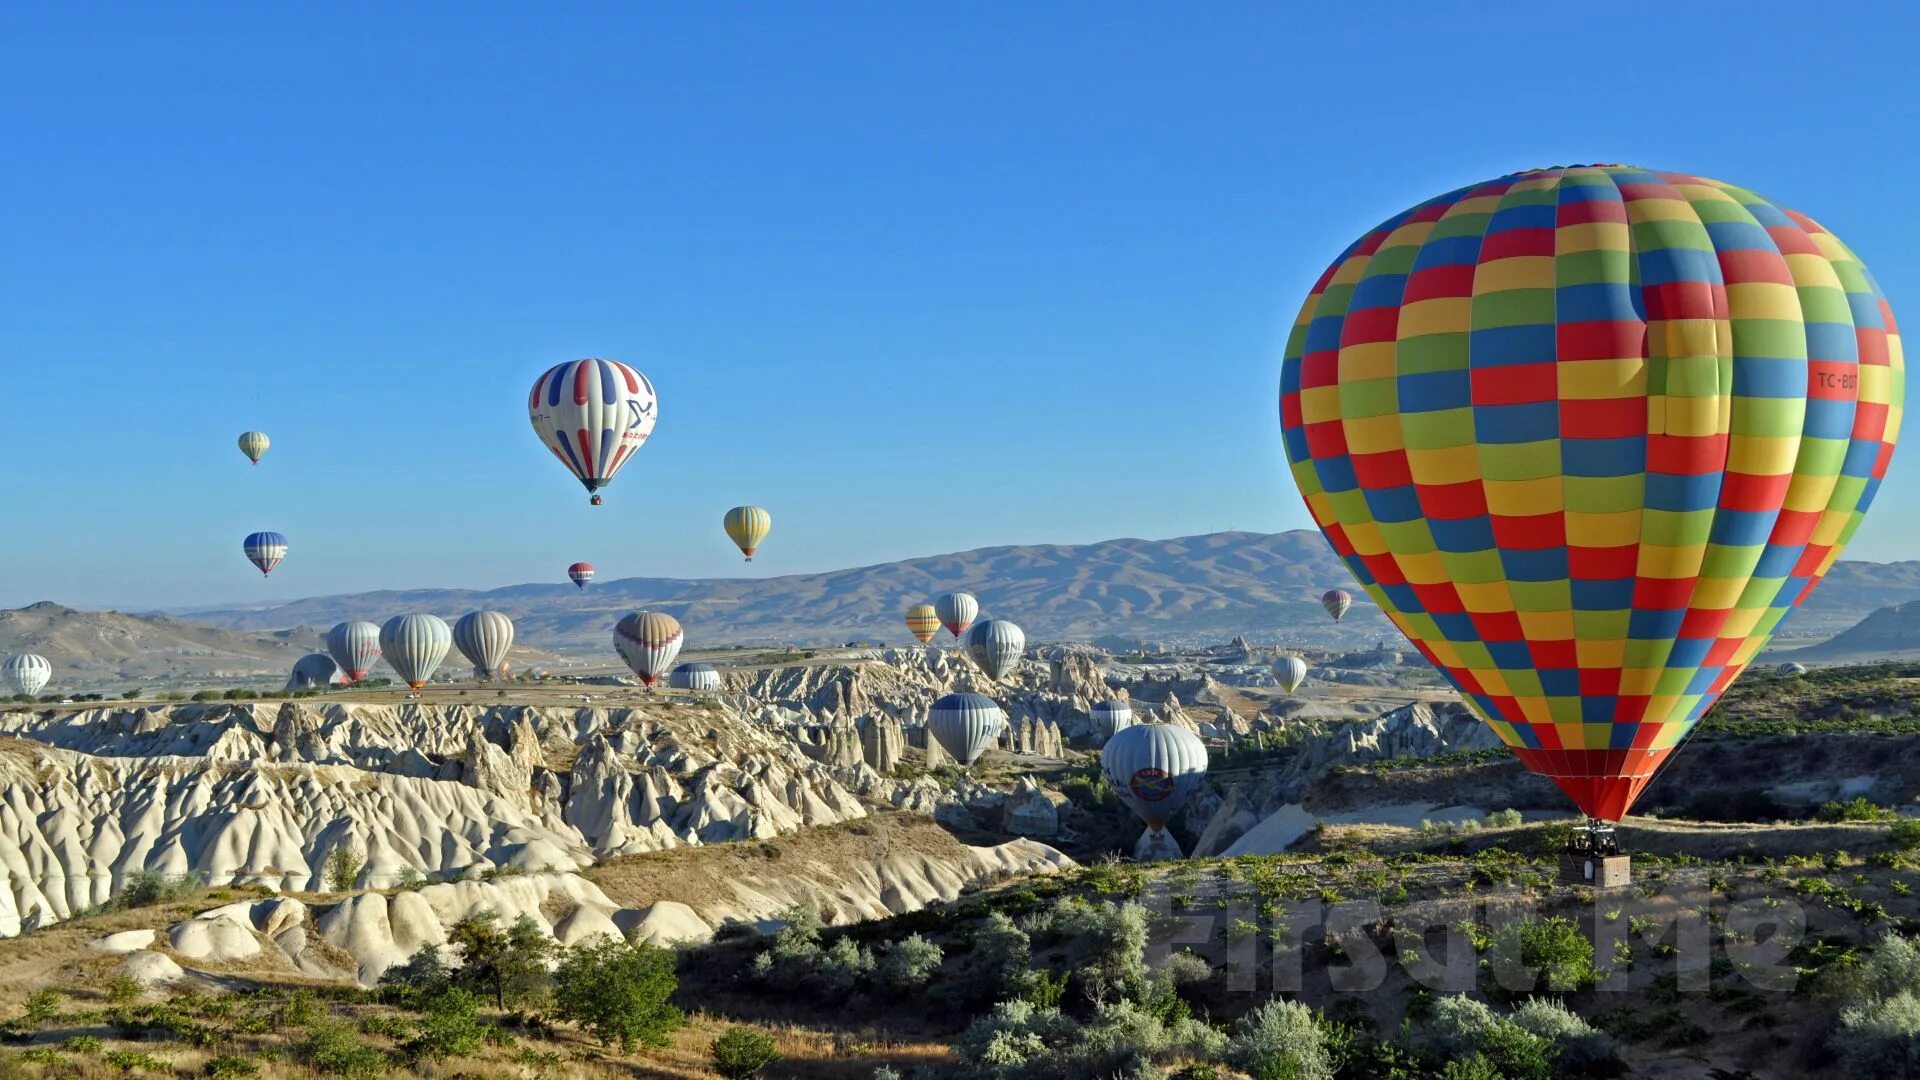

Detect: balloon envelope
[935,592,978,638]
[379,614,452,691]
[1274,656,1309,694]
[2,653,51,697]
[1280,165,1902,821]
[1101,723,1209,828]
[237,431,270,465]
[1091,699,1135,742]
[723,506,772,561]
[326,621,381,683]
[668,662,723,691]
[904,604,940,643]
[1321,589,1353,622]
[244,532,287,577]
[453,611,515,679]
[1777,662,1809,677]
[286,653,344,691]
[528,359,658,502]
[928,692,1006,767]
[613,611,683,686]
[965,619,1025,681]
[568,562,595,589]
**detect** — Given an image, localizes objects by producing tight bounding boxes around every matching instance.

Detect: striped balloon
[568,562,595,589]
[935,591,978,638]
[1777,662,1808,677]
[723,506,772,561]
[1091,699,1135,742]
[1321,589,1353,622]
[904,603,940,643]
[2,653,51,697]
[528,359,658,505]
[1274,655,1309,694]
[243,532,287,577]
[326,621,381,683]
[1101,723,1209,828]
[965,619,1026,681]
[613,610,683,686]
[669,662,723,691]
[237,431,270,465]
[453,611,515,679]
[928,692,1007,767]
[286,653,343,691]
[1280,165,1902,821]
[379,613,452,691]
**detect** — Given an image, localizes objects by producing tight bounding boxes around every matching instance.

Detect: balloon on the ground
[1102,723,1209,828]
[379,614,452,691]
[669,662,722,691]
[935,592,978,638]
[904,604,940,643]
[453,611,515,679]
[568,562,595,589]
[1777,662,1809,677]
[723,506,772,561]
[244,532,287,577]
[326,621,381,683]
[965,619,1025,680]
[286,653,344,691]
[1274,655,1309,694]
[1321,589,1352,622]
[237,431,270,465]
[1280,165,1902,822]
[528,359,658,505]
[1091,699,1135,741]
[613,611,683,686]
[928,692,1007,767]
[2,653,51,697]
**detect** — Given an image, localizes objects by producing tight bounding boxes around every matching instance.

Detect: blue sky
[1,4,1914,609]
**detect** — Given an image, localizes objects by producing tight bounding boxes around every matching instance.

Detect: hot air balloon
[1091,699,1135,742]
[1777,662,1809,677]
[669,662,723,691]
[723,506,772,562]
[379,614,452,691]
[1274,655,1309,694]
[928,692,1007,767]
[326,621,381,683]
[965,619,1026,681]
[2,654,51,698]
[453,611,515,680]
[935,592,978,638]
[568,562,595,589]
[1102,723,1209,859]
[528,359,658,505]
[243,532,287,577]
[613,611,683,687]
[904,604,940,643]
[1321,589,1353,622]
[286,653,344,691]
[238,431,270,465]
[1280,165,1901,827]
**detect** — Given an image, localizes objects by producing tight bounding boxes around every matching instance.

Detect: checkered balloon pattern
[1279,166,1903,820]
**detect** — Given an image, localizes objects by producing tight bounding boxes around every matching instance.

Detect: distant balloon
[1101,723,1209,829]
[1091,699,1135,742]
[1777,662,1809,678]
[965,619,1026,681]
[244,532,287,577]
[613,611,683,686]
[669,662,723,692]
[528,359,658,505]
[723,506,772,562]
[286,653,344,691]
[2,653,51,697]
[1321,589,1352,622]
[928,692,1007,767]
[568,562,595,589]
[904,604,940,644]
[379,614,452,691]
[453,611,515,680]
[935,592,979,639]
[237,431,270,465]
[325,621,381,683]
[1273,656,1309,694]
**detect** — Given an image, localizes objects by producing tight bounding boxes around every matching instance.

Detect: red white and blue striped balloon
[243,532,287,577]
[568,562,595,589]
[528,359,658,503]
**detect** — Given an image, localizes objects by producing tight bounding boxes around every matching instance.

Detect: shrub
[376,943,452,1007]
[710,1027,782,1079]
[190,691,219,702]
[1832,991,1920,1076]
[877,934,943,991]
[118,870,199,908]
[1817,797,1896,823]
[1890,818,1920,851]
[1227,999,1333,1080]
[325,848,364,892]
[203,1054,261,1078]
[62,1034,103,1053]
[1486,808,1525,828]
[121,689,143,700]
[552,935,684,1051]
[1509,997,1618,1075]
[446,910,552,1009]
[1487,918,1598,1000]
[21,988,59,1027]
[402,988,486,1063]
[300,1018,390,1078]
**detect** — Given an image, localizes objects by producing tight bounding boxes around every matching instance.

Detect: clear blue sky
[2,3,1914,610]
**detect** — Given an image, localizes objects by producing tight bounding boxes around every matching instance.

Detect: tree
[710,1027,780,1078]
[446,911,553,1009]
[325,847,364,892]
[552,935,683,1052]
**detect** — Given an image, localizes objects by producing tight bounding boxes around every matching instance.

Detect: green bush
[446,910,552,1009]
[203,1054,261,1078]
[117,870,200,908]
[21,988,58,1027]
[402,988,486,1063]
[325,848,364,892]
[1485,808,1525,828]
[1228,999,1333,1080]
[1818,797,1897,823]
[1889,817,1920,851]
[552,935,684,1052]
[877,933,943,991]
[1487,918,1598,1000]
[710,1027,781,1079]
[300,1018,390,1078]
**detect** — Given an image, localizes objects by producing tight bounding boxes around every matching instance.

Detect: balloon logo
[1279,166,1902,821]
[1128,768,1175,803]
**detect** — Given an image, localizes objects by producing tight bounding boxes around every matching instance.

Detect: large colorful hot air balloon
[568,562,595,589]
[379,614,452,691]
[1280,165,1902,823]
[528,359,658,505]
[2,654,51,697]
[613,611,683,686]
[935,592,978,638]
[1321,589,1353,622]
[928,692,1007,767]
[723,506,772,562]
[453,611,515,680]
[965,619,1025,681]
[904,604,940,643]
[1274,655,1309,694]
[238,431,270,465]
[326,621,381,683]
[243,532,287,577]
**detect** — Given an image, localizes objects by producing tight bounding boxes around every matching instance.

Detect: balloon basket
[1134,826,1184,862]
[1560,822,1630,888]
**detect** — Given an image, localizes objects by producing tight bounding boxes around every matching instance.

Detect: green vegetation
[710,1026,781,1078]
[551,935,684,1051]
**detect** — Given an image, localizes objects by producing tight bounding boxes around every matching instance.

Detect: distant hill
[0,601,316,688]
[1780,599,1920,662]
